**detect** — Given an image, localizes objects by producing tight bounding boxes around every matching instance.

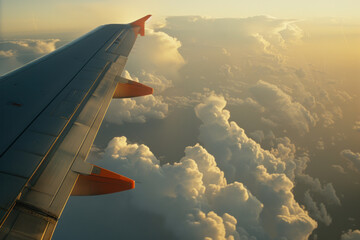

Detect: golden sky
[1,0,360,35]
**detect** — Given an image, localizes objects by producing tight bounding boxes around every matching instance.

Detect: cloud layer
[99,94,321,240]
[0,39,60,75]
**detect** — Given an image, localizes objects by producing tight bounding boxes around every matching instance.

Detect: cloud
[250,80,317,133]
[227,97,265,113]
[102,137,264,239]
[303,191,332,226]
[341,149,360,172]
[353,121,360,132]
[297,174,341,206]
[104,70,169,125]
[249,130,265,143]
[341,230,360,240]
[122,70,173,93]
[331,165,345,174]
[0,39,60,75]
[156,16,352,135]
[0,50,15,58]
[96,93,328,240]
[316,139,325,150]
[269,136,340,209]
[127,28,185,77]
[221,48,231,56]
[105,95,168,125]
[194,94,317,239]
[161,15,303,51]
[0,39,59,55]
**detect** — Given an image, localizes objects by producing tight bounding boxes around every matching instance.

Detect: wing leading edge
[0,15,152,240]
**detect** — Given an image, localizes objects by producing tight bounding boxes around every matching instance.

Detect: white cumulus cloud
[102,137,264,239]
[194,94,317,239]
[105,95,168,125]
[127,28,185,77]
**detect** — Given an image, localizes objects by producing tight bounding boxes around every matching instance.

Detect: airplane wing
[0,15,152,240]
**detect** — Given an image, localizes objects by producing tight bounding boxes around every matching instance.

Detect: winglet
[130,14,152,36]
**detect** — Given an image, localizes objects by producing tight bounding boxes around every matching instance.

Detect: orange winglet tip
[130,14,151,36]
[71,165,135,196]
[113,78,153,98]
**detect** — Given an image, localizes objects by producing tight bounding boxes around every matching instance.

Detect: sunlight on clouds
[250,80,317,133]
[0,39,60,75]
[128,28,185,76]
[99,94,325,239]
[105,95,168,125]
[0,39,59,56]
[104,137,262,239]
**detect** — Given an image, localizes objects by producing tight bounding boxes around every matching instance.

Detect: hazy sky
[1,0,360,35]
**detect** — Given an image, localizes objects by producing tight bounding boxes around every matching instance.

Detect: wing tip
[130,14,152,36]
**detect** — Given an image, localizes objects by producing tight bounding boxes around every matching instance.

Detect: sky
[1,1,360,240]
[1,0,360,35]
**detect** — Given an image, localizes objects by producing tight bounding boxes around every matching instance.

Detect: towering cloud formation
[249,80,317,133]
[127,28,185,76]
[104,27,187,125]
[194,94,317,238]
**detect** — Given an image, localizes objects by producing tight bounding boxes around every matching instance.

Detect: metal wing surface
[0,15,152,240]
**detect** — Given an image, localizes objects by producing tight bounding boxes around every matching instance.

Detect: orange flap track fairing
[71,165,135,196]
[113,77,153,98]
